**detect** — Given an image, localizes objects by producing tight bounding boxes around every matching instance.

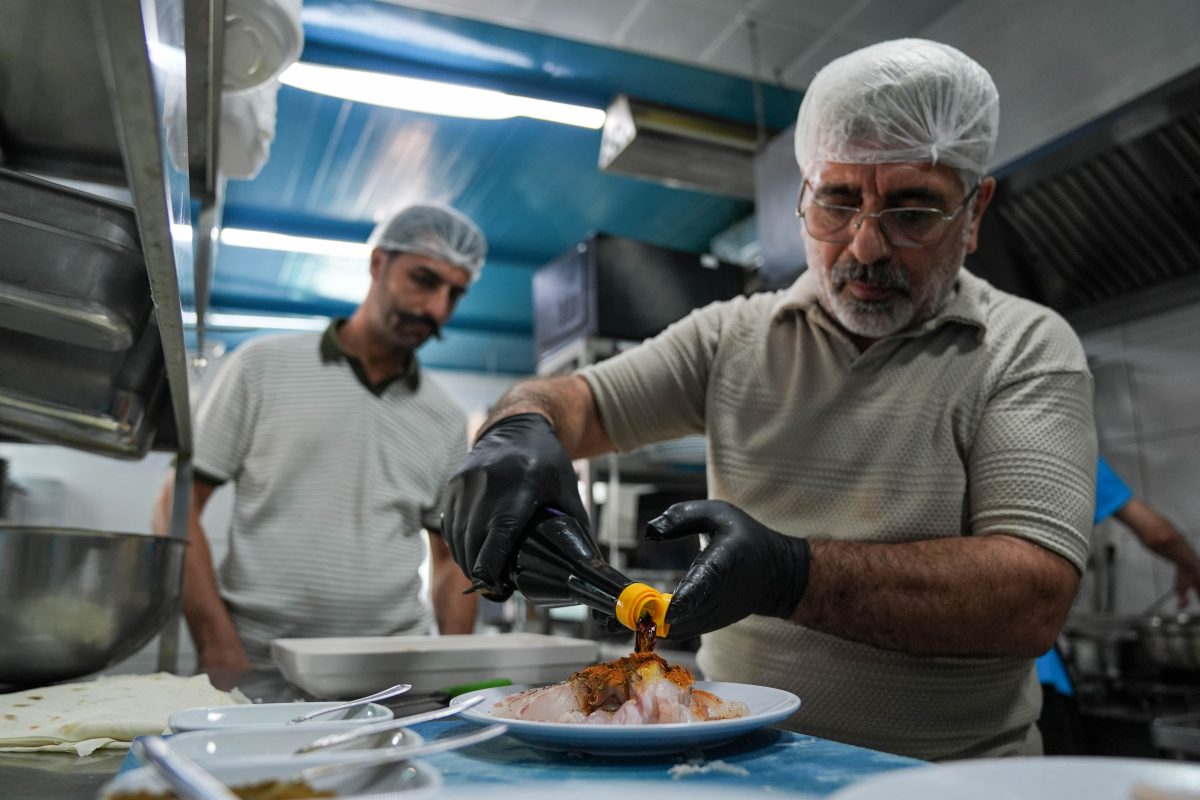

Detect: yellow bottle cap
[615,582,672,637]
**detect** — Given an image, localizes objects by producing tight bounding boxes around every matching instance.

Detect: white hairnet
[794,39,999,179]
[367,204,487,280]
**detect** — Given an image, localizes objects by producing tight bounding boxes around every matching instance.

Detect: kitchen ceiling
[192,0,964,374]
[375,0,961,91]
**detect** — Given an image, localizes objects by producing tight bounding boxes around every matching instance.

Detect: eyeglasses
[795,181,980,248]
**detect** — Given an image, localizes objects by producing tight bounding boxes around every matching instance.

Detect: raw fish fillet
[491,652,750,724]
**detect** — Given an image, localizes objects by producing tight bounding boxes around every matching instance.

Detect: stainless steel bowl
[0,526,186,686]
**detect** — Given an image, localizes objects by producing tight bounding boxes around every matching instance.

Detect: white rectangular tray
[271,633,600,699]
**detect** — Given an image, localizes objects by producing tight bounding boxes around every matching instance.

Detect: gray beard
[816,232,968,340]
[826,261,918,339]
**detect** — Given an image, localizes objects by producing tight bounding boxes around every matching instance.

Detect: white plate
[830,756,1200,800]
[168,701,393,733]
[452,680,801,755]
[99,753,440,799]
[166,722,423,763]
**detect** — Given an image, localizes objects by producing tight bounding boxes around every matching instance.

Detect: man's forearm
[429,533,477,634]
[432,570,477,634]
[793,534,1079,658]
[182,511,247,664]
[1151,534,1200,573]
[1117,500,1200,571]
[481,375,612,458]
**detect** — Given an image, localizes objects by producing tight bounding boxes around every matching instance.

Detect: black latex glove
[590,608,628,635]
[441,413,591,600]
[647,500,811,640]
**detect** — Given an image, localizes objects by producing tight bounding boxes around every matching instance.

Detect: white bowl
[166,722,423,763]
[168,701,393,733]
[99,753,441,799]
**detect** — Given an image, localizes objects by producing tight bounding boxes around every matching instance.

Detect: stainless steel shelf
[0,0,227,672]
[0,0,226,458]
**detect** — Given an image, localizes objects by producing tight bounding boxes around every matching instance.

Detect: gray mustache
[393,311,442,339]
[832,261,912,295]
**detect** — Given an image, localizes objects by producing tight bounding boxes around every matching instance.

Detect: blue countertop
[411,718,921,795]
[120,718,922,797]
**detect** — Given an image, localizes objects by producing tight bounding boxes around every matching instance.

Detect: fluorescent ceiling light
[182,310,331,331]
[312,270,371,304]
[220,227,371,259]
[279,62,606,129]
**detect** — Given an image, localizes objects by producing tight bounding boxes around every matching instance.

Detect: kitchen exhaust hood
[598,95,761,200]
[967,65,1200,332]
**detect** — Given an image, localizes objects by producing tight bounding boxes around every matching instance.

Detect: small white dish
[829,756,1200,800]
[168,701,393,733]
[99,753,440,799]
[452,680,801,756]
[166,722,423,763]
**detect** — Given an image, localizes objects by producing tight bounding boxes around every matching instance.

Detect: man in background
[1038,454,1200,752]
[1095,455,1200,605]
[154,204,483,669]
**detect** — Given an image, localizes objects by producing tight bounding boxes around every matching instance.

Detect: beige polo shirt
[581,268,1096,761]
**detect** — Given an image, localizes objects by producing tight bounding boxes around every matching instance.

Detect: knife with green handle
[384,677,512,708]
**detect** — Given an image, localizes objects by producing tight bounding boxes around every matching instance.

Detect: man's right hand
[441,413,590,599]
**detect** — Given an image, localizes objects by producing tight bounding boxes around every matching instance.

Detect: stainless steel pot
[1137,612,1200,672]
[1061,613,1141,680]
[0,526,186,686]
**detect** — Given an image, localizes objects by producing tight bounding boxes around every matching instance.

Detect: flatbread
[0,672,247,756]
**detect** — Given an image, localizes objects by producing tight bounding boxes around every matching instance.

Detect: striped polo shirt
[193,322,468,664]
[581,268,1096,760]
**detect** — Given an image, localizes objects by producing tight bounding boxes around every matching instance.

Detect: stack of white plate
[98,700,441,798]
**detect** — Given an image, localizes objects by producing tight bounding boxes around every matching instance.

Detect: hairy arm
[1115,498,1200,603]
[153,475,250,669]
[428,532,477,634]
[793,534,1080,657]
[480,374,614,458]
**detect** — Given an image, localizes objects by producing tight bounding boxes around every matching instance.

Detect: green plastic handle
[438,678,513,697]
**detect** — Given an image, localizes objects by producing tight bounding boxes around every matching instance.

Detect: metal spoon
[295,694,487,754]
[132,735,239,800]
[300,723,508,781]
[288,683,412,724]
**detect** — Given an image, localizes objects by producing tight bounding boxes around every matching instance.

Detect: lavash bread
[0,673,247,755]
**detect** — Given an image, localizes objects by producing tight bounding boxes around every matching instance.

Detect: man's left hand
[647,500,811,639]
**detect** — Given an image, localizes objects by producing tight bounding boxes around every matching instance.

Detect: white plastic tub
[271,633,600,698]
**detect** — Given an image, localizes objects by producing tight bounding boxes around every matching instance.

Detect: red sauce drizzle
[635,614,657,654]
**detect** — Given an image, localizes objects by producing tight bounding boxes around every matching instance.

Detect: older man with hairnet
[154,204,486,670]
[440,39,1096,761]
